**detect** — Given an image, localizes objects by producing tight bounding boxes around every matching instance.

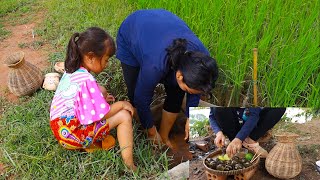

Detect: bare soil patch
[0,163,5,175]
[0,13,50,102]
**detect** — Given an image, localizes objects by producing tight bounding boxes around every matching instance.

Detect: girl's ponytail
[65,32,81,73]
[166,38,188,70]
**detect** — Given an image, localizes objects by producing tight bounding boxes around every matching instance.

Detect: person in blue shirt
[209,107,286,158]
[116,9,219,148]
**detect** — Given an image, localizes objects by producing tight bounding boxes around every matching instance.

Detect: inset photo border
[189,107,320,180]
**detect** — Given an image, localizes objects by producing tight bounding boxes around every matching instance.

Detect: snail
[205,152,253,171]
[216,164,226,171]
[243,162,251,168]
[225,165,233,171]
[209,161,217,169]
[234,163,244,170]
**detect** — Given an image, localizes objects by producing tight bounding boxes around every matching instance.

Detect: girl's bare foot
[126,164,137,172]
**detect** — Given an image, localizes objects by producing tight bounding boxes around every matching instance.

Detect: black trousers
[214,107,286,141]
[121,63,184,113]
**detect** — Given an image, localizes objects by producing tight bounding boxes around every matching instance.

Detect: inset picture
[189,107,320,180]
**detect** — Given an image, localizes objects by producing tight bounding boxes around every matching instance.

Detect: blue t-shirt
[116,9,210,128]
[209,107,262,141]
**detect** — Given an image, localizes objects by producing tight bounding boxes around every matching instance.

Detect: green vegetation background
[0,0,319,179]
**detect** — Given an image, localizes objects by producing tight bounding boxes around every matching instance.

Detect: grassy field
[0,1,169,179]
[0,93,169,179]
[0,0,31,40]
[0,0,319,179]
[131,0,320,107]
[35,0,320,107]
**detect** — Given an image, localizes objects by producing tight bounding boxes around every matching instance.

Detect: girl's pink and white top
[50,67,110,125]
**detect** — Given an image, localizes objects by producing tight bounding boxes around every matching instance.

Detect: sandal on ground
[84,142,102,153]
[102,135,116,151]
[85,135,115,153]
[242,141,268,158]
[54,61,65,73]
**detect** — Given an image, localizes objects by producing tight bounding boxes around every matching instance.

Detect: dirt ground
[151,103,192,169]
[0,11,51,174]
[0,13,49,102]
[190,118,320,180]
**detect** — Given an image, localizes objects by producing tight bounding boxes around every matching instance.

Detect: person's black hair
[65,27,115,73]
[166,38,219,94]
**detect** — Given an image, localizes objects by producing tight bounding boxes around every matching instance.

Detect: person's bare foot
[162,138,175,150]
[126,164,137,172]
[243,137,268,158]
[148,130,163,146]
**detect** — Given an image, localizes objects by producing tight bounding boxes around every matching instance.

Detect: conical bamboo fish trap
[4,51,44,96]
[265,132,302,179]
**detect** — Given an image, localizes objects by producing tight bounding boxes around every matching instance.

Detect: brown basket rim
[45,72,61,77]
[203,149,260,176]
[275,132,299,138]
[4,51,25,67]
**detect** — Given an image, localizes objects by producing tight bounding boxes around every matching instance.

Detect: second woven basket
[4,51,44,96]
[265,132,302,179]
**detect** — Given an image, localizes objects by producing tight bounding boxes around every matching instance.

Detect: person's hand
[106,94,115,102]
[226,138,242,158]
[121,101,134,116]
[184,118,189,140]
[98,85,108,97]
[98,85,115,102]
[214,131,225,148]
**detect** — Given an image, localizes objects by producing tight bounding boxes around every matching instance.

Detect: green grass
[0,91,170,179]
[0,0,38,41]
[0,0,37,25]
[37,0,320,107]
[0,1,170,178]
[38,0,135,48]
[18,41,44,50]
[0,23,10,41]
[131,0,320,107]
[0,0,34,16]
[1,0,320,107]
[1,0,319,178]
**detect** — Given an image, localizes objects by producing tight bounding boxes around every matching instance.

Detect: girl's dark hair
[166,38,219,94]
[65,27,115,73]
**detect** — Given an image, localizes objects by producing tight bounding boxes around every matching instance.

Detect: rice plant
[132,0,320,107]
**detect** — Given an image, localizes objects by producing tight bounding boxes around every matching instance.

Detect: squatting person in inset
[209,107,286,158]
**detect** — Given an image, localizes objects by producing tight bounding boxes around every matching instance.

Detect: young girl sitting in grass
[49,27,136,170]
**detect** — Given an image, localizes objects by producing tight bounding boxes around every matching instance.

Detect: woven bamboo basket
[4,51,44,96]
[203,149,260,178]
[265,132,302,179]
